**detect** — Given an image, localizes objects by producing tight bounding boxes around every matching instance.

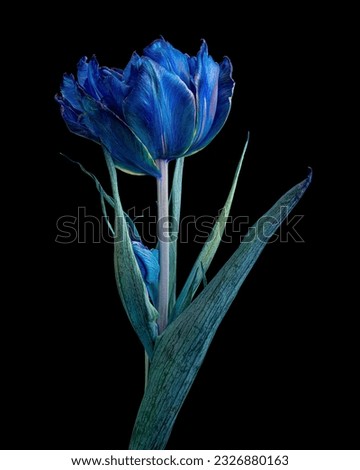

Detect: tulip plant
[56,38,311,449]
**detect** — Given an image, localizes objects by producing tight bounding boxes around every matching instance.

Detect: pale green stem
[156,159,169,334]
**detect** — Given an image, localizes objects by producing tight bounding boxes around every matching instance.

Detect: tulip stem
[156,159,170,334]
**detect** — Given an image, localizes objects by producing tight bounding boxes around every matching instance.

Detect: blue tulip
[123,212,159,305]
[132,241,159,306]
[56,39,234,177]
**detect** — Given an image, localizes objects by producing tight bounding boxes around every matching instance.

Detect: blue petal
[151,248,159,264]
[59,73,83,111]
[188,55,197,77]
[192,41,220,146]
[132,241,159,304]
[123,58,196,159]
[56,75,99,141]
[123,52,142,88]
[87,56,103,99]
[56,95,98,141]
[132,242,160,284]
[78,57,127,118]
[76,56,102,99]
[80,92,160,177]
[77,56,101,99]
[143,38,191,88]
[77,56,89,88]
[186,56,235,154]
[97,67,126,118]
[112,67,124,75]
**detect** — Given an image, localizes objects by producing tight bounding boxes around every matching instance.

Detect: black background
[4,6,356,450]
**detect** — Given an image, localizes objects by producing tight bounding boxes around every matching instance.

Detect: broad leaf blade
[129,171,311,449]
[105,153,159,358]
[61,152,158,356]
[172,135,249,320]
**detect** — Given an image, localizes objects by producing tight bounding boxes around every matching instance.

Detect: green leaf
[104,152,159,358]
[61,152,158,356]
[168,158,185,312]
[171,134,249,320]
[61,152,143,242]
[124,212,141,242]
[60,153,115,234]
[129,170,312,449]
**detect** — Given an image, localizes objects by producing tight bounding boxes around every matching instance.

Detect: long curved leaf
[129,170,312,449]
[171,134,249,320]
[61,152,159,356]
[60,153,115,234]
[104,152,159,358]
[168,158,185,312]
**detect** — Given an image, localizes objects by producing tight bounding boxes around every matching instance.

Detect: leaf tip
[303,167,313,189]
[292,168,312,205]
[307,166,313,180]
[293,167,312,204]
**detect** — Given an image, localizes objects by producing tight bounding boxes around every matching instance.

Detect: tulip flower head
[56,38,235,177]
